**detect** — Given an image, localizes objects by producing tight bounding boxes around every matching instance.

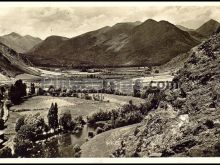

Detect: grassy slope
[81,123,139,157]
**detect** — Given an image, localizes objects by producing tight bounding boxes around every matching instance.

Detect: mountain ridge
[25,19,199,67]
[0,32,42,53]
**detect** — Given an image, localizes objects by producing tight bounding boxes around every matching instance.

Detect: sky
[0,2,220,39]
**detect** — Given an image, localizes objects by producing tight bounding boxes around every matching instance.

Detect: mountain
[111,33,220,157]
[26,19,199,67]
[0,42,40,77]
[196,19,220,37]
[0,32,42,53]
[176,25,193,31]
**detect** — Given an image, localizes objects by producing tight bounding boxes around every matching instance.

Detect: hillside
[26,19,199,67]
[111,33,220,157]
[159,19,220,71]
[0,42,40,77]
[0,32,42,53]
[196,19,220,38]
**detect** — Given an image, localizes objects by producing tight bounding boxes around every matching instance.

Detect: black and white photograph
[0,1,220,162]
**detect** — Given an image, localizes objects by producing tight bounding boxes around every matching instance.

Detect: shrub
[0,147,12,158]
[96,127,104,134]
[37,87,45,95]
[125,111,143,125]
[115,117,127,127]
[204,120,214,129]
[88,131,95,138]
[16,125,36,141]
[15,113,46,142]
[103,123,112,131]
[87,110,112,125]
[134,127,140,136]
[0,119,4,130]
[15,116,25,132]
[85,94,92,100]
[14,139,33,158]
[59,112,76,131]
[133,80,142,97]
[74,115,86,125]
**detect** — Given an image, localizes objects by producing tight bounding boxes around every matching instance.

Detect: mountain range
[25,19,203,67]
[0,18,219,78]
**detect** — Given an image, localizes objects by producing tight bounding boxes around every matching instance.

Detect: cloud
[0,4,219,39]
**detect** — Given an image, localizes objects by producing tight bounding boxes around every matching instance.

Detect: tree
[0,87,5,101]
[47,103,59,130]
[133,79,142,97]
[9,80,27,105]
[110,81,116,94]
[59,112,75,131]
[30,83,35,95]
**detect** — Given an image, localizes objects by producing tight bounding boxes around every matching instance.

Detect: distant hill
[0,32,42,53]
[26,19,199,67]
[0,42,40,77]
[196,19,220,37]
[176,25,193,31]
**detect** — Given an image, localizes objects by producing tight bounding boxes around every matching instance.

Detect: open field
[5,95,145,139]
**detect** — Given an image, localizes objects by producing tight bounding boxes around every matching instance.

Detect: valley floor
[4,94,144,142]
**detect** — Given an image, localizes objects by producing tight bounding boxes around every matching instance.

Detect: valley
[0,11,219,159]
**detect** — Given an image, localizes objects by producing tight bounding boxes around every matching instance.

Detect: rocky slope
[26,19,199,67]
[0,42,40,77]
[112,33,220,157]
[0,32,42,53]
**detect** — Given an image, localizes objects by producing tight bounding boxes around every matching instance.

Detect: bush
[14,139,33,157]
[85,94,92,100]
[204,120,214,129]
[125,111,143,125]
[87,110,112,125]
[133,80,142,97]
[74,115,86,125]
[37,87,45,95]
[59,112,76,131]
[73,144,81,157]
[103,123,112,131]
[15,113,46,142]
[115,117,127,127]
[96,127,104,134]
[15,116,25,132]
[134,127,140,136]
[0,147,12,158]
[88,131,95,138]
[0,119,4,130]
